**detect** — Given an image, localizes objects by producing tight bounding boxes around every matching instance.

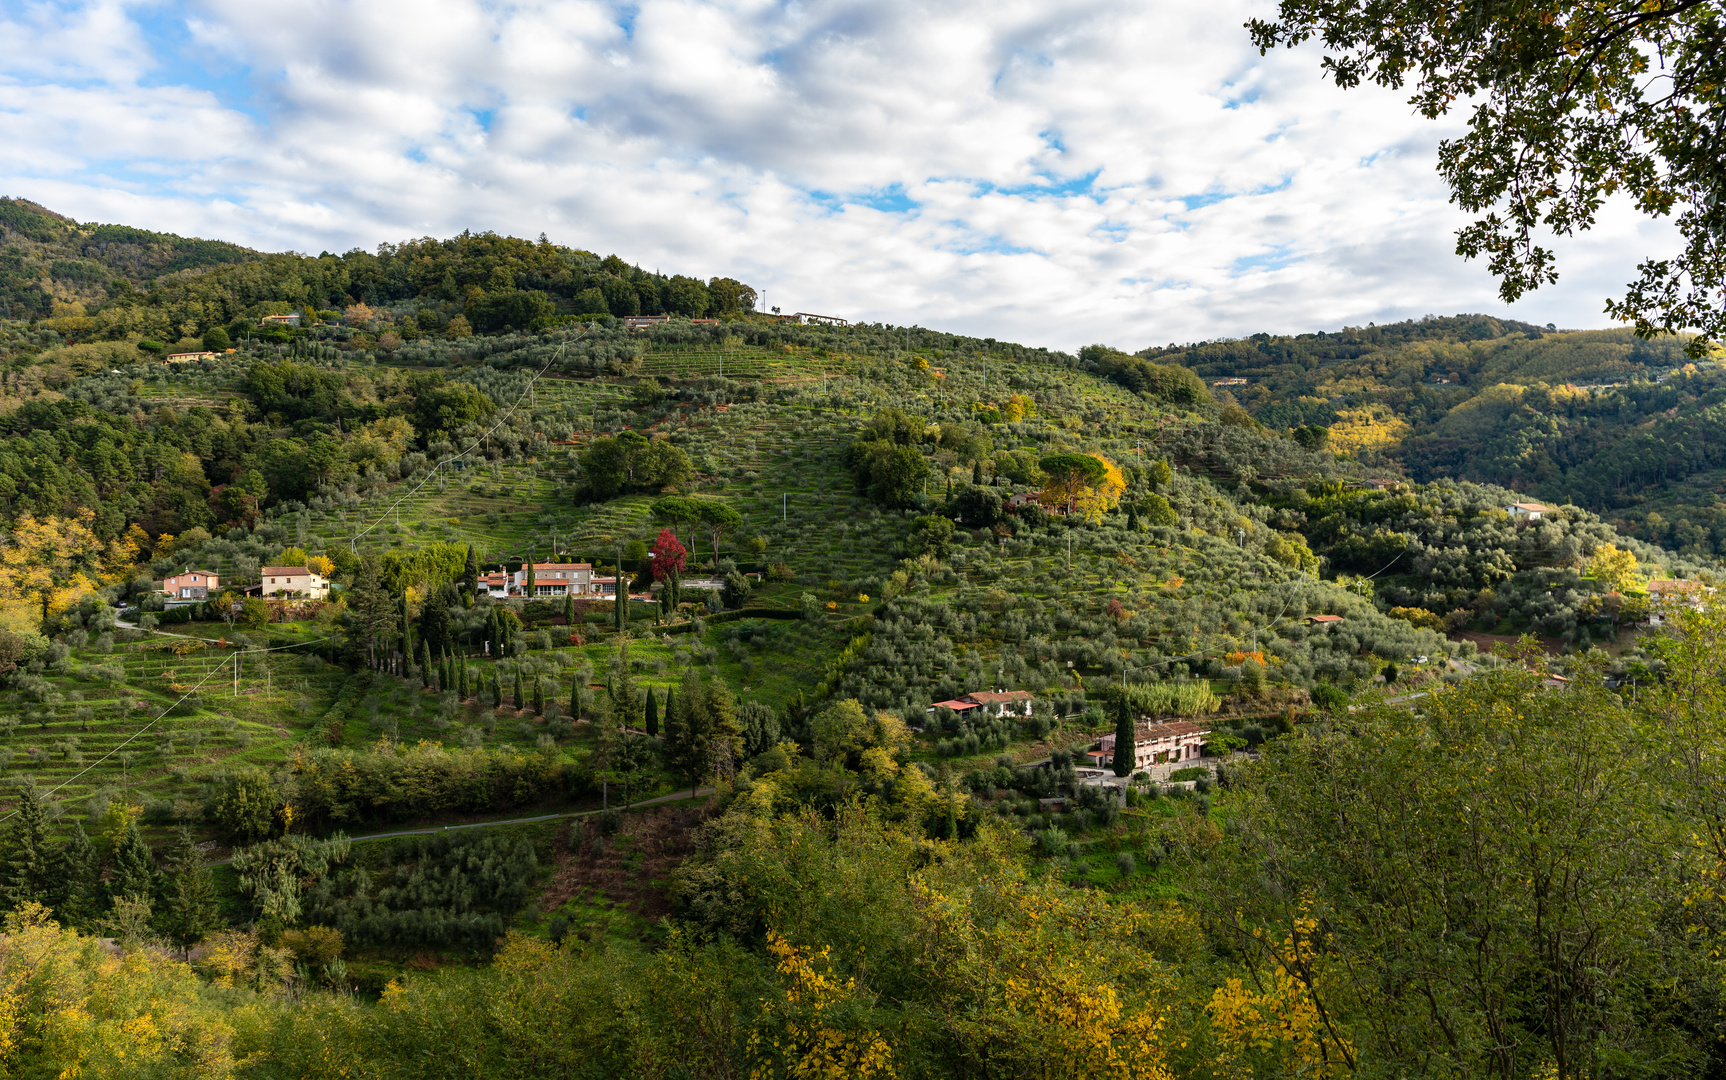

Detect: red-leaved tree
[650,529,687,582]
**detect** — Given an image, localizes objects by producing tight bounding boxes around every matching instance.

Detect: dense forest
[1132,314,1726,555]
[0,205,1721,1078]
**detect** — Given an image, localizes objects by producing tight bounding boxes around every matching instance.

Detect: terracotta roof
[1100,721,1209,750]
[929,698,983,711]
[525,562,592,570]
[1649,579,1707,594]
[261,566,313,576]
[1508,501,1553,512]
[1306,614,1344,623]
[167,569,217,578]
[965,690,1034,705]
[1138,721,1208,738]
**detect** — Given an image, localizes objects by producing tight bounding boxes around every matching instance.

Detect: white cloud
[0,0,1678,349]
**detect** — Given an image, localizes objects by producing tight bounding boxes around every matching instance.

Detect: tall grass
[1121,680,1221,717]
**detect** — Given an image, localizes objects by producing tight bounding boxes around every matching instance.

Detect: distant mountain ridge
[0,197,262,319]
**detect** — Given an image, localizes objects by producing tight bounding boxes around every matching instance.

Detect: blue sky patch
[131,9,268,124]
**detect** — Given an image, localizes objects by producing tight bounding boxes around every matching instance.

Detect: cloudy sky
[0,0,1675,350]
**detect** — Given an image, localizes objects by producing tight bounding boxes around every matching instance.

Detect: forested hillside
[1136,314,1726,557]
[0,196,754,345]
[0,209,1722,1078]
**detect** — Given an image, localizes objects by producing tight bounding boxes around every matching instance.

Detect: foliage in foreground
[11,608,1726,1077]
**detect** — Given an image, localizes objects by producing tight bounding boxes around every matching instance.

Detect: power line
[347,327,590,551]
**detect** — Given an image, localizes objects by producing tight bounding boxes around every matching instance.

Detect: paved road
[209,787,716,863]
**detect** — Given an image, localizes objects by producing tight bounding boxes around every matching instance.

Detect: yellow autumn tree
[747,932,896,1079]
[0,904,251,1078]
[1325,404,1410,456]
[1038,453,1126,524]
[1587,543,1641,592]
[1207,906,1354,1080]
[0,510,132,632]
[910,869,1183,1080]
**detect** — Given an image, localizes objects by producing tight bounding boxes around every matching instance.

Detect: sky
[0,0,1678,351]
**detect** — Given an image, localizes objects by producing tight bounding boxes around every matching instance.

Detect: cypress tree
[463,544,480,597]
[1112,695,1136,778]
[533,676,545,716]
[459,657,470,700]
[109,819,157,904]
[419,639,434,690]
[1127,506,1139,532]
[486,608,500,658]
[660,681,686,784]
[972,460,983,485]
[399,592,413,662]
[525,557,536,601]
[645,686,659,737]
[491,670,503,709]
[50,824,101,929]
[513,665,525,711]
[614,560,627,631]
[570,677,582,721]
[1,785,49,908]
[158,826,219,953]
[564,592,576,628]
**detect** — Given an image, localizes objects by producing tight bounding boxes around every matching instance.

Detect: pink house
[162,569,219,600]
[1094,720,1209,771]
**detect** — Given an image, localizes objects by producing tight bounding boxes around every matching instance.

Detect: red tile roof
[261,566,313,576]
[965,690,1034,705]
[930,699,983,712]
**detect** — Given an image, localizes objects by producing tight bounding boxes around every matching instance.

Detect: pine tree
[109,819,157,904]
[157,826,218,954]
[50,823,102,928]
[513,665,525,711]
[666,672,727,797]
[645,686,659,737]
[1,785,49,909]
[1112,695,1136,778]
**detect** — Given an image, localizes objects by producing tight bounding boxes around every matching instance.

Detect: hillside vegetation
[0,207,1722,1078]
[1138,314,1726,557]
